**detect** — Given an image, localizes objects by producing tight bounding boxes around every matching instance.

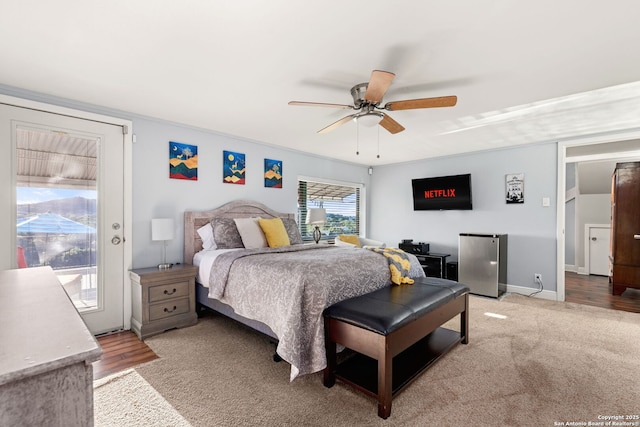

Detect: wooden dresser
[610,161,640,295]
[0,267,102,427]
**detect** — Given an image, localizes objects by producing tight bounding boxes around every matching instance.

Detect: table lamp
[306,208,326,244]
[152,218,175,269]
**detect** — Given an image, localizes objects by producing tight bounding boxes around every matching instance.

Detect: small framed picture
[264,159,282,188]
[169,141,197,180]
[223,150,245,185]
[506,173,524,204]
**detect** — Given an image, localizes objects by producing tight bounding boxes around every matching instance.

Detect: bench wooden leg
[324,337,336,388]
[461,293,469,345]
[377,350,393,419]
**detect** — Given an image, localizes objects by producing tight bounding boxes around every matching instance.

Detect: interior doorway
[558,135,640,308]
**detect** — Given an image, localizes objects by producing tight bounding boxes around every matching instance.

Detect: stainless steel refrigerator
[458,233,508,298]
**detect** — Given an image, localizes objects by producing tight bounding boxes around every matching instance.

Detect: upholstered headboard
[183,199,295,263]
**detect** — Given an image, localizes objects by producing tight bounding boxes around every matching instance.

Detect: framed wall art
[223,150,245,184]
[264,158,282,188]
[169,141,198,180]
[506,173,524,204]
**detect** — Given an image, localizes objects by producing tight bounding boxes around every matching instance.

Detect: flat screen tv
[412,173,472,211]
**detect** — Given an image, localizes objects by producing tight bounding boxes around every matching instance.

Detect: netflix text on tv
[411,174,472,210]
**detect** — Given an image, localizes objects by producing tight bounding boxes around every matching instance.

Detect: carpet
[119,294,639,426]
[94,368,191,426]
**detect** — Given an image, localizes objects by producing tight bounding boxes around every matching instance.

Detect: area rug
[93,368,191,426]
[128,294,640,426]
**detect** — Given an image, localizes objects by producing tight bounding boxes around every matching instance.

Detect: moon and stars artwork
[169,141,198,180]
[264,158,282,188]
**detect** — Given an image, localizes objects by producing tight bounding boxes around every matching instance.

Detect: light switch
[542,197,551,207]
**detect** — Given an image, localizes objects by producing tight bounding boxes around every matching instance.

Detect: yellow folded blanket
[367,247,415,285]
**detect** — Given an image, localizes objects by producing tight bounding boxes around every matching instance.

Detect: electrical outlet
[534,273,542,282]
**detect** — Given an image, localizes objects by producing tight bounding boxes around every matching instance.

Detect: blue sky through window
[18,187,97,204]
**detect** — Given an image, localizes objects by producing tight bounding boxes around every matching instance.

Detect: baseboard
[505,284,557,301]
[577,267,588,275]
[566,266,591,276]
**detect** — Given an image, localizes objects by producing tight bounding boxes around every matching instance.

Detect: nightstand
[129,264,198,340]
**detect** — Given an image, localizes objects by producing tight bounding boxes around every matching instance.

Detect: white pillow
[234,217,268,249]
[197,223,217,251]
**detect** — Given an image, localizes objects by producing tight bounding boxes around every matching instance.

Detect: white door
[1,101,128,334]
[589,226,611,276]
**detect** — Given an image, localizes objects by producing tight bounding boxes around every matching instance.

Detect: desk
[415,253,450,279]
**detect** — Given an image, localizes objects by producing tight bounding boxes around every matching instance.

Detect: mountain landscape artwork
[264,158,282,188]
[223,150,245,185]
[169,141,198,180]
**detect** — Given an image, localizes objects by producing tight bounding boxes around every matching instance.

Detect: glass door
[2,102,127,334]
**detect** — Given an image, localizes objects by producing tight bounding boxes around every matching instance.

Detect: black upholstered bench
[323,277,470,419]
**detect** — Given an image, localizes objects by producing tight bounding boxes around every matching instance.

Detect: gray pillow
[281,218,303,245]
[210,218,244,249]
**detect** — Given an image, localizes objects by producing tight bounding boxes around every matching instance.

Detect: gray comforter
[208,244,425,380]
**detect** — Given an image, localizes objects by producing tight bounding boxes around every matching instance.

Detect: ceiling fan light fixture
[356,112,382,127]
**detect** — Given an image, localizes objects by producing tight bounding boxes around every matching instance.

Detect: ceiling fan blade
[379,114,405,134]
[288,101,354,109]
[385,96,458,111]
[364,70,395,104]
[317,114,358,134]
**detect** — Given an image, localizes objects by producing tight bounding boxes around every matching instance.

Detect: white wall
[565,198,576,268]
[369,143,558,292]
[578,194,610,224]
[0,84,560,292]
[564,163,576,267]
[0,85,370,269]
[131,117,370,268]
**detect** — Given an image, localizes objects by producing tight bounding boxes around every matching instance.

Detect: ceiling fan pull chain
[377,125,380,159]
[356,119,360,155]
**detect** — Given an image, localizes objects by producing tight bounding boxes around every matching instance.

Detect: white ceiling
[1,1,640,166]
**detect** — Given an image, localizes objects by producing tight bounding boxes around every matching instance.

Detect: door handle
[111,235,121,245]
[591,237,597,241]
[635,234,640,240]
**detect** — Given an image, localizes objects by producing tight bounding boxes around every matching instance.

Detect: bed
[184,199,426,380]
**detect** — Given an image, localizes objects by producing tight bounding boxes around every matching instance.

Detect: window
[15,127,98,310]
[297,177,363,241]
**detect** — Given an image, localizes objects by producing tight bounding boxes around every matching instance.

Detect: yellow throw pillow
[339,234,361,247]
[258,217,291,248]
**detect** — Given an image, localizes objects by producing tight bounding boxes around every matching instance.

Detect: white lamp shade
[306,208,327,225]
[152,218,175,241]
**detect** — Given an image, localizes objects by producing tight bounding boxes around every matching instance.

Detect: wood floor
[93,331,158,380]
[565,271,640,313]
[92,273,639,380]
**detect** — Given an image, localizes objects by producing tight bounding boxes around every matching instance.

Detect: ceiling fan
[289,70,457,134]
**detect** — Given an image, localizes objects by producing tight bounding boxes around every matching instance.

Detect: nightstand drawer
[148,280,190,303]
[149,297,190,321]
